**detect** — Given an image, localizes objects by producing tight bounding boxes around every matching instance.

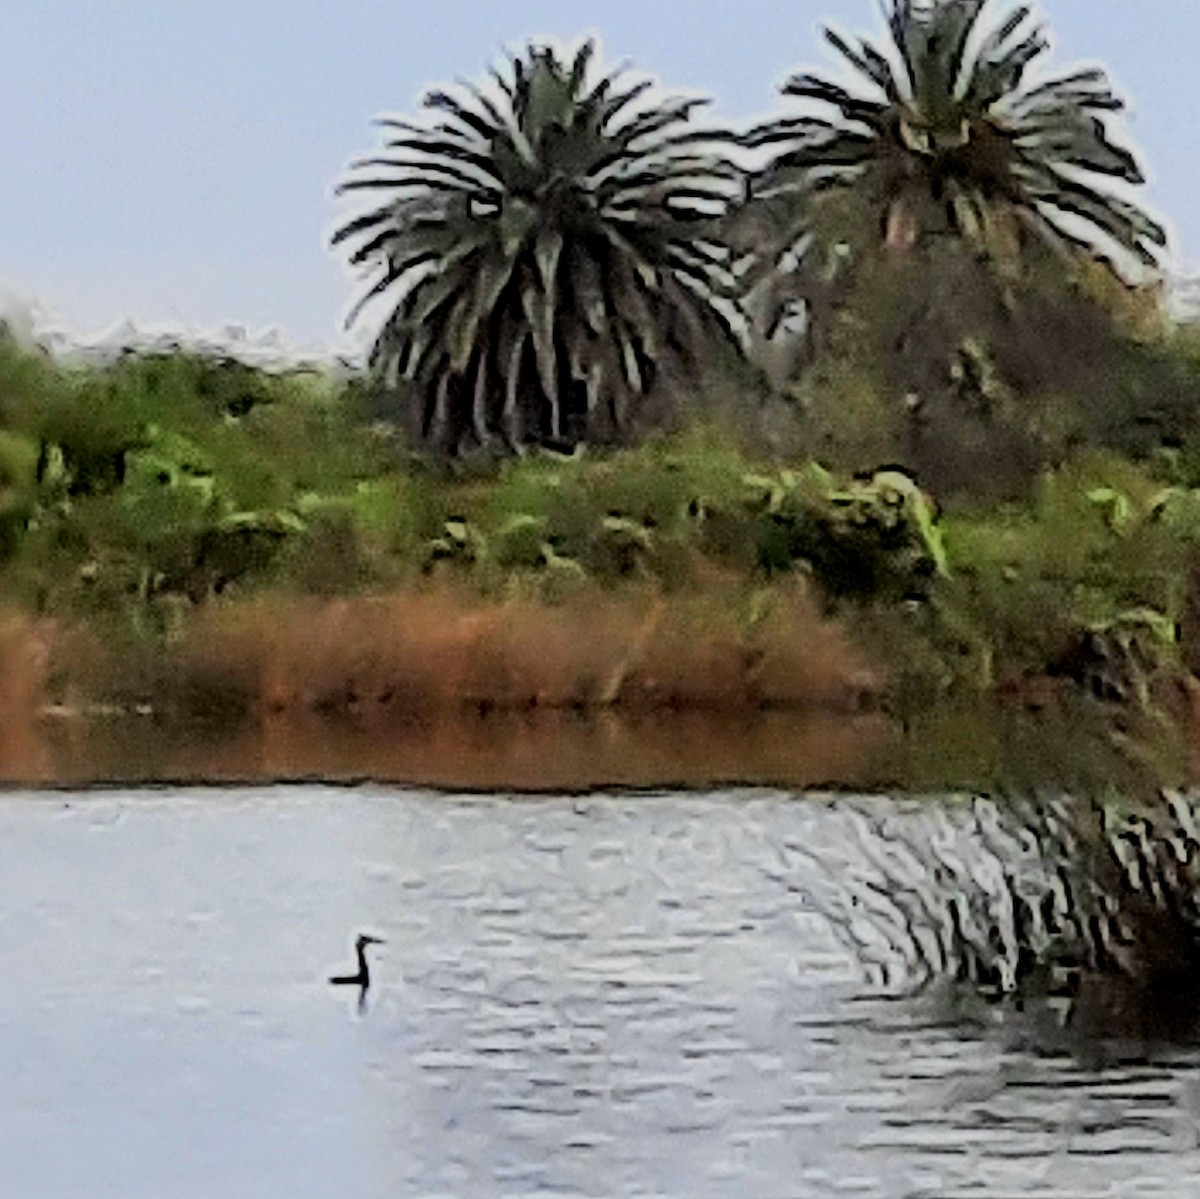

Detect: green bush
[2,332,1199,738]
[935,452,1186,689]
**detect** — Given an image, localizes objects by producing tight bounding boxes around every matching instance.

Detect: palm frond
[743,0,1165,279]
[332,39,744,457]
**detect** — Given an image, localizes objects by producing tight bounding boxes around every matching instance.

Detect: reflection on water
[0,708,894,790]
[5,787,1200,1198]
[0,692,1176,796]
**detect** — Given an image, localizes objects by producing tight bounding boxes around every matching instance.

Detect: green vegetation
[0,331,1198,770]
[728,0,1173,498]
[0,348,958,622]
[0,348,400,623]
[2,0,1199,802]
[332,40,742,457]
[743,0,1165,272]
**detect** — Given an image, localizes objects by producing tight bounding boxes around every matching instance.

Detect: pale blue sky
[2,2,1197,345]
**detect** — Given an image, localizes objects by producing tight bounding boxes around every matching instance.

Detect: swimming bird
[330,934,385,998]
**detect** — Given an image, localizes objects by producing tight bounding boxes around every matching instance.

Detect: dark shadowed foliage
[332,41,746,459]
[731,0,1171,497]
[743,0,1166,286]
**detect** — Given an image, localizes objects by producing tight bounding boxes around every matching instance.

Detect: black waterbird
[330,934,385,1006]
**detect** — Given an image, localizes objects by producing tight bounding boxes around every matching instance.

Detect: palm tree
[332,41,744,457]
[741,0,1168,341]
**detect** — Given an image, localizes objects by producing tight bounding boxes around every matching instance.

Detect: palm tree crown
[332,41,743,456]
[745,0,1167,274]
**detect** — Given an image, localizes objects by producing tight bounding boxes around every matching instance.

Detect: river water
[4,786,1200,1198]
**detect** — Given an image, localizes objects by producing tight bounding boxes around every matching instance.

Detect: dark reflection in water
[5,787,1200,1198]
[0,708,894,790]
[0,693,1179,795]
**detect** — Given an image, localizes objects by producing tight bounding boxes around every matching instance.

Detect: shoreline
[0,685,1192,795]
[0,705,893,792]
[2,579,1197,795]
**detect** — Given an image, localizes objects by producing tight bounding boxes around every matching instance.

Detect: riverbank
[4,569,1196,794]
[1,682,1191,796]
[5,337,1200,794]
[0,581,887,787]
[0,707,891,791]
[11,578,879,719]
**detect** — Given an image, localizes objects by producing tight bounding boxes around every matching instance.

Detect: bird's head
[356,934,385,950]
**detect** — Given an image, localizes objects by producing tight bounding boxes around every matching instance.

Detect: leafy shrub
[0,430,40,560]
[741,465,947,605]
[936,452,1186,689]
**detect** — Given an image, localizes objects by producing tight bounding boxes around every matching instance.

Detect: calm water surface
[4,787,1200,1198]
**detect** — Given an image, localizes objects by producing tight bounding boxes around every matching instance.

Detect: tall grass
[133,580,880,722]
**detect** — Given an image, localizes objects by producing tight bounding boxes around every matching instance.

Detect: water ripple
[6,787,1200,1198]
